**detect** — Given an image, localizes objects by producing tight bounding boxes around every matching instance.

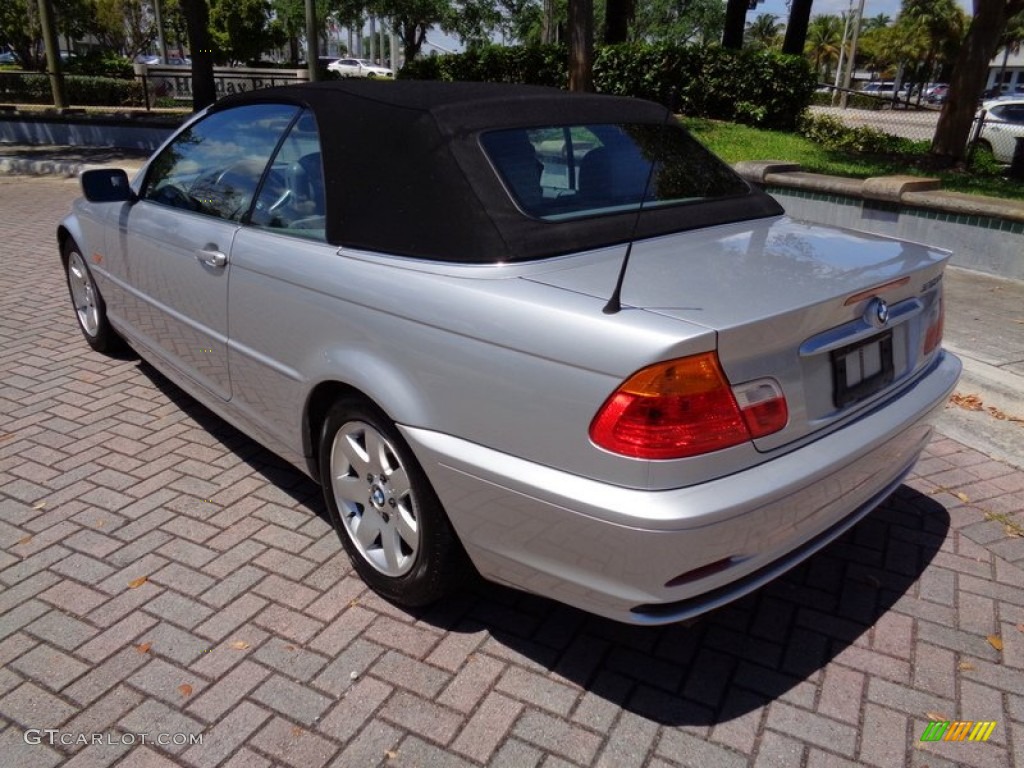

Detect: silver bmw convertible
[59,81,961,624]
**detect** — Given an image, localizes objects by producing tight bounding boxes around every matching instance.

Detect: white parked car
[327,58,393,78]
[977,98,1024,163]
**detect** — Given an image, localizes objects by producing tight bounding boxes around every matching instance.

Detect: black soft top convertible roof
[214,80,783,263]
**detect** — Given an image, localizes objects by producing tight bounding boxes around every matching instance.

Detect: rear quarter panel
[225,232,739,490]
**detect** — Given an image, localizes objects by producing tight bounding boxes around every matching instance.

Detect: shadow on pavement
[425,486,949,727]
[136,356,949,728]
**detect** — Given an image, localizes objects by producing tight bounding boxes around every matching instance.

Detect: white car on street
[977,98,1024,163]
[327,58,393,78]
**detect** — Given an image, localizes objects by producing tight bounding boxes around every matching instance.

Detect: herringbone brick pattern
[1,176,1022,767]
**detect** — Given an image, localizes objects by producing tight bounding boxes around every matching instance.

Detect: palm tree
[862,13,892,32]
[899,0,966,87]
[745,12,782,51]
[805,14,843,80]
[992,10,1024,93]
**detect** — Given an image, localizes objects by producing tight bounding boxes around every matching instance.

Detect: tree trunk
[568,0,594,92]
[931,0,1024,163]
[180,0,216,111]
[782,0,814,56]
[722,0,748,50]
[400,21,426,64]
[542,0,556,44]
[604,0,635,44]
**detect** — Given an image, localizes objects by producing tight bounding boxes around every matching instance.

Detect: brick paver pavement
[1,175,1023,767]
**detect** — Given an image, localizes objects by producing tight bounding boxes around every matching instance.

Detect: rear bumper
[401,350,961,624]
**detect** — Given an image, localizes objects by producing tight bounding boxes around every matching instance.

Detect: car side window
[1002,105,1024,123]
[482,123,749,221]
[250,109,326,241]
[140,103,299,222]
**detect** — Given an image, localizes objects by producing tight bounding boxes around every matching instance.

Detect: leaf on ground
[955,492,970,503]
[1006,525,1023,538]
[0,433,15,442]
[178,683,193,698]
[229,641,250,650]
[926,711,949,721]
[18,535,32,545]
[385,750,399,759]
[950,392,984,411]
[988,634,1004,651]
[958,661,975,671]
[127,575,148,589]
[290,726,304,737]
[136,642,151,654]
[32,501,46,510]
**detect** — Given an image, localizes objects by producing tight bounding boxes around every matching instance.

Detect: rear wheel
[319,396,465,607]
[63,239,124,354]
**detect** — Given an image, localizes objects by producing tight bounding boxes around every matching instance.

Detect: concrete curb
[0,154,146,178]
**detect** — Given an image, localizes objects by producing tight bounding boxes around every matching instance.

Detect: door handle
[196,246,227,268]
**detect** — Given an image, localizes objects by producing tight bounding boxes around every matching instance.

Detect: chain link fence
[810,84,944,143]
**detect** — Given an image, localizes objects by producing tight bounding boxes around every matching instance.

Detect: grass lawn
[682,117,1024,201]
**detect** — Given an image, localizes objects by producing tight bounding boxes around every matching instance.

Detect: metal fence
[0,65,308,111]
[810,84,944,143]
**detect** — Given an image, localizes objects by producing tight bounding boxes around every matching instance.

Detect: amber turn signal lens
[923,294,944,356]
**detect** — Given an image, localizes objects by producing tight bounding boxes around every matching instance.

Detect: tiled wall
[770,187,1024,280]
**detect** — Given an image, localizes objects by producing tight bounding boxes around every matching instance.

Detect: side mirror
[80,168,136,203]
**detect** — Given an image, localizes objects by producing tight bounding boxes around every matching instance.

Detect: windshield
[480,123,750,221]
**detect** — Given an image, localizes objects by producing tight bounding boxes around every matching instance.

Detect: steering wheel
[192,160,287,220]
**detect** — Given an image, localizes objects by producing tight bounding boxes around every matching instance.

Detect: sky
[754,0,974,23]
[414,0,980,57]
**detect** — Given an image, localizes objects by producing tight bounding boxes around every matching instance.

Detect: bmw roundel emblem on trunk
[865,297,890,328]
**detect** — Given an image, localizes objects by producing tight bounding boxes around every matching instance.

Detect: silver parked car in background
[60,81,960,624]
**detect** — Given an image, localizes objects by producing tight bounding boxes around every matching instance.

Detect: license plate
[831,330,894,408]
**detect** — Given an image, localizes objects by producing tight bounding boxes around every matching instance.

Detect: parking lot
[1,174,1023,767]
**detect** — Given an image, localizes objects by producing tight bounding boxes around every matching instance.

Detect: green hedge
[0,73,142,106]
[400,43,816,131]
[400,45,567,88]
[0,73,144,106]
[797,113,930,155]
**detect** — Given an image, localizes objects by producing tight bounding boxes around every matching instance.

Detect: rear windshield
[480,123,750,221]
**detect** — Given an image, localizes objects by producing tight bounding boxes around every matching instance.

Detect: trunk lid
[524,216,950,451]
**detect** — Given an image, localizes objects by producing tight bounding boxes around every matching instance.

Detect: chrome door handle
[196,247,227,268]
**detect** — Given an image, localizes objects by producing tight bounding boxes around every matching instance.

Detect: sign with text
[143,66,309,101]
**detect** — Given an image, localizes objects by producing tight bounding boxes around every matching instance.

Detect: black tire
[318,395,466,607]
[62,238,124,354]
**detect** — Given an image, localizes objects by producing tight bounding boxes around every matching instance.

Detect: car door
[122,103,300,401]
[990,104,1024,161]
[225,110,330,452]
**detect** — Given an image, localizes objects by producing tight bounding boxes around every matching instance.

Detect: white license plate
[831,331,895,408]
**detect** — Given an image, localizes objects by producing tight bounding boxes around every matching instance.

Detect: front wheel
[318,396,466,607]
[63,239,124,354]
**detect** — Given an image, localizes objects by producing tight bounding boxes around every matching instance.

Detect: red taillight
[923,294,944,355]
[589,353,788,459]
